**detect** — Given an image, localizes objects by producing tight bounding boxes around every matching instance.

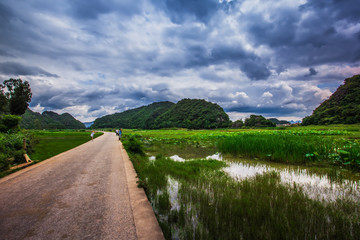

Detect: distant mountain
[21,109,85,129]
[302,75,360,125]
[268,118,290,125]
[289,120,301,124]
[83,122,94,128]
[92,99,231,129]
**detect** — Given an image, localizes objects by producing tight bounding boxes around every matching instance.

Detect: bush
[0,115,22,133]
[0,132,28,171]
[0,153,9,171]
[122,135,145,155]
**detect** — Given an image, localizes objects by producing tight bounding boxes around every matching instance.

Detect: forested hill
[302,74,360,125]
[92,99,231,129]
[93,101,175,129]
[21,109,85,129]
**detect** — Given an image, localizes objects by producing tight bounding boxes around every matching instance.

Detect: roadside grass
[29,131,103,161]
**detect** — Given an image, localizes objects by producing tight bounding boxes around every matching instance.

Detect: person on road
[119,129,122,139]
[91,130,95,141]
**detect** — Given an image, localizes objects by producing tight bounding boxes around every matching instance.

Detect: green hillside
[92,99,231,129]
[92,101,175,129]
[21,109,85,129]
[155,99,230,129]
[302,75,360,125]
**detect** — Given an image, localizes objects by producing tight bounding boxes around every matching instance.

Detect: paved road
[0,132,140,240]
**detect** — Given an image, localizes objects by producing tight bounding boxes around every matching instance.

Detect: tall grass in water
[218,133,360,168]
[123,136,360,239]
[177,171,359,240]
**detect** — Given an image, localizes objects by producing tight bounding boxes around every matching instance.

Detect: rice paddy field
[122,125,360,239]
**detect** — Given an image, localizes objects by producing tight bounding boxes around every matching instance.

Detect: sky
[0,0,359,122]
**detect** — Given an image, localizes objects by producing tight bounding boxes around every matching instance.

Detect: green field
[29,130,103,161]
[122,125,360,239]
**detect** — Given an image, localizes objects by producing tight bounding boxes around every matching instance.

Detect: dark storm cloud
[211,45,271,80]
[300,0,360,22]
[241,0,360,71]
[304,68,318,77]
[153,0,220,23]
[0,62,59,77]
[70,0,140,20]
[245,8,300,48]
[30,90,73,110]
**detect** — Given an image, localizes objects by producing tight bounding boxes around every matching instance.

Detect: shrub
[0,115,22,133]
[122,135,145,155]
[0,153,9,171]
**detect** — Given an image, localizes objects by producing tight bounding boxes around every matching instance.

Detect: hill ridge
[92,99,230,129]
[21,109,85,129]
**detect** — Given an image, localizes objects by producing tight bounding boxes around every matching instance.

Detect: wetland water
[144,144,360,239]
[150,152,360,202]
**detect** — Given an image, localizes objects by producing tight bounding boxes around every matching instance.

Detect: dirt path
[0,132,164,240]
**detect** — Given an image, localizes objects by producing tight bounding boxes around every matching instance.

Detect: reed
[217,133,360,168]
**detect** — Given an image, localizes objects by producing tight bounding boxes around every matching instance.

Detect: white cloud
[262,91,273,98]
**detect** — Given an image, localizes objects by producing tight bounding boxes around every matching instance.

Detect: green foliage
[93,101,174,129]
[231,119,244,128]
[0,132,27,171]
[92,99,231,129]
[122,135,145,155]
[303,75,360,125]
[268,118,290,125]
[0,84,8,113]
[155,99,231,129]
[0,115,22,133]
[21,109,85,129]
[218,131,360,169]
[2,78,32,115]
[245,114,276,127]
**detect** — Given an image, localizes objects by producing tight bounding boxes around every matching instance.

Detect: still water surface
[152,153,360,202]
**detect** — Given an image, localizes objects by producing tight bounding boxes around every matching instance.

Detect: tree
[2,78,32,115]
[245,115,276,127]
[0,84,8,113]
[231,119,244,128]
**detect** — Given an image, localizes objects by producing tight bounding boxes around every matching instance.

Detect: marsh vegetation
[123,127,360,239]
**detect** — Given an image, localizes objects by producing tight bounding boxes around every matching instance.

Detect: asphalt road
[0,132,138,240]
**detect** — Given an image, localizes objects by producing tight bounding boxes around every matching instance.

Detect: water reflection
[223,161,360,201]
[149,154,360,202]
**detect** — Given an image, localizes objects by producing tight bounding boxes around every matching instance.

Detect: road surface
[0,132,164,240]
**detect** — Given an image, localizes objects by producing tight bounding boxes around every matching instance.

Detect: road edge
[119,141,165,240]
